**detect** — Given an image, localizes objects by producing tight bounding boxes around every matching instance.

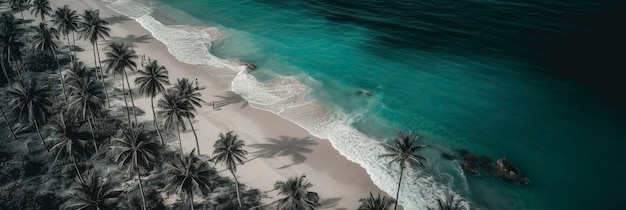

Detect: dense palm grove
[0,0,465,210]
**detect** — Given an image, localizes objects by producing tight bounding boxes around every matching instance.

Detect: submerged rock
[357,89,372,96]
[461,157,480,176]
[479,156,493,174]
[244,62,257,70]
[495,158,530,185]
[441,153,457,161]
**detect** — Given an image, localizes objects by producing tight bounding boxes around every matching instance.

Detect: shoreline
[60,0,388,208]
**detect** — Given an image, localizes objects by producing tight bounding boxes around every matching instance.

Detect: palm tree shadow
[249,136,317,169]
[318,197,342,209]
[108,34,152,47]
[213,91,248,110]
[102,15,131,25]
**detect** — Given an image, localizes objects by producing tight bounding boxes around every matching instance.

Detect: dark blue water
[125,0,626,208]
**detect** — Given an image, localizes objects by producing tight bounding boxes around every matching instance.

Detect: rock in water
[479,156,493,174]
[461,157,481,176]
[495,158,530,185]
[244,63,257,70]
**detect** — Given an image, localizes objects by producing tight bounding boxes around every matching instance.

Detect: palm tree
[30,0,52,24]
[8,0,30,38]
[173,78,205,154]
[358,192,395,210]
[102,42,139,124]
[64,61,94,89]
[7,79,52,152]
[0,13,24,84]
[157,90,192,158]
[428,195,466,210]
[67,77,105,153]
[212,131,248,208]
[52,5,80,63]
[274,174,320,210]
[112,124,160,210]
[0,106,18,141]
[62,171,122,210]
[49,118,90,183]
[31,22,67,101]
[165,149,213,210]
[135,60,169,145]
[380,130,427,210]
[79,9,110,106]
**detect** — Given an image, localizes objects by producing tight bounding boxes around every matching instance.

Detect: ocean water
[106,0,626,209]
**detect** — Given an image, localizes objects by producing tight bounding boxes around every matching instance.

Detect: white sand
[37,0,388,208]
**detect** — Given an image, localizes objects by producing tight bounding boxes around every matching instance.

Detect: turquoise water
[117,0,626,209]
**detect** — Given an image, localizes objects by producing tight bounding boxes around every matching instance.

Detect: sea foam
[105,0,470,209]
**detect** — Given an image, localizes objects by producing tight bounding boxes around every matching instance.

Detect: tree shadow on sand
[102,15,131,25]
[107,34,152,47]
[249,136,317,169]
[318,197,342,209]
[213,91,248,110]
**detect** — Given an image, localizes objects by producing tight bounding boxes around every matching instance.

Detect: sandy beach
[42,0,387,208]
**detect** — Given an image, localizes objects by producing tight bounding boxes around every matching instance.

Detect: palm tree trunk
[151,98,164,145]
[394,167,404,210]
[71,32,78,59]
[186,117,200,155]
[72,154,84,183]
[0,107,17,141]
[136,166,148,210]
[93,41,110,107]
[190,190,195,210]
[123,70,138,124]
[120,75,132,125]
[34,120,48,152]
[66,34,74,64]
[92,43,99,80]
[52,50,68,102]
[88,110,99,154]
[230,169,243,208]
[176,125,183,160]
[95,39,104,75]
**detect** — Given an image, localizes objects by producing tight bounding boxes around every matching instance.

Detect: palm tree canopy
[358,192,396,210]
[111,124,159,174]
[0,13,24,35]
[52,5,80,36]
[212,131,248,172]
[30,0,52,21]
[165,149,213,199]
[102,42,138,75]
[48,118,92,163]
[31,22,59,54]
[79,9,110,45]
[157,90,192,131]
[172,78,205,109]
[134,60,169,98]
[0,22,25,63]
[427,195,467,210]
[380,130,427,169]
[64,61,95,89]
[67,78,105,119]
[7,79,52,124]
[8,0,26,10]
[62,171,122,210]
[274,174,320,210]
